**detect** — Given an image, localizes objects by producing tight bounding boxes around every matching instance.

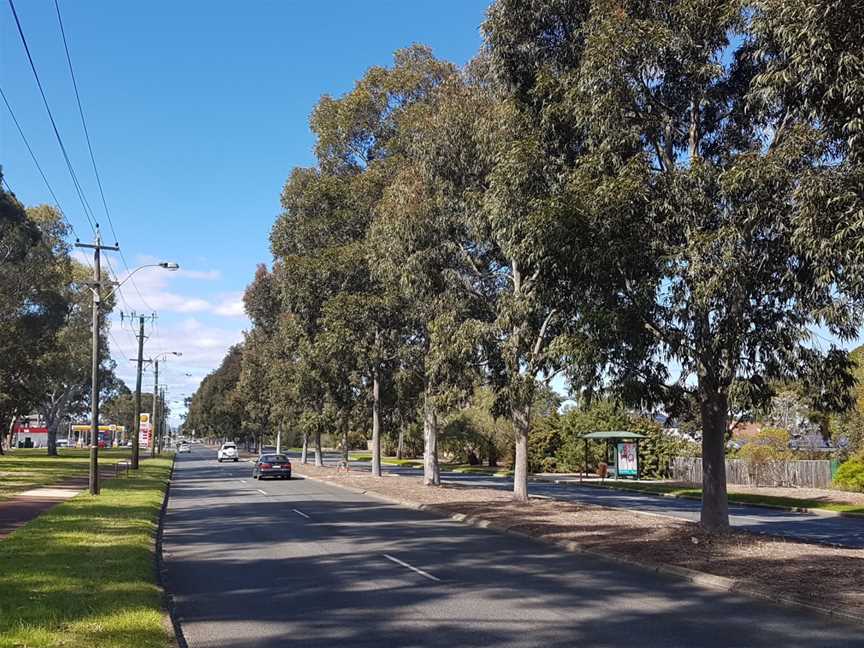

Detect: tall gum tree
[485,0,864,530]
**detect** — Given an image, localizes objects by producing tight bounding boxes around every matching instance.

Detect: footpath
[0,465,121,539]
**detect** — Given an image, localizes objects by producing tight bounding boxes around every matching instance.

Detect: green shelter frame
[579,431,646,483]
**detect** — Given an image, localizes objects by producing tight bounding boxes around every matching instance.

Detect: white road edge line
[240,479,247,483]
[382,554,441,582]
[292,508,310,519]
[257,489,267,495]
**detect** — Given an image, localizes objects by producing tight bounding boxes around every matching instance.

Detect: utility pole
[151,360,159,458]
[76,226,119,495]
[131,315,146,469]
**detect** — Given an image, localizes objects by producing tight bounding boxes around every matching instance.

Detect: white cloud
[212,294,245,317]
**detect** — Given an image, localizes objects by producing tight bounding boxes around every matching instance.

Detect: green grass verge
[593,481,864,516]
[347,453,423,467]
[0,456,174,648]
[442,463,513,476]
[0,448,136,501]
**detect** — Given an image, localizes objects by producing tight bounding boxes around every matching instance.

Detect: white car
[178,442,191,453]
[217,442,238,462]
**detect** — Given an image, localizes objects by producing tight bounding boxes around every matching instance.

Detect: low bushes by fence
[671,457,834,488]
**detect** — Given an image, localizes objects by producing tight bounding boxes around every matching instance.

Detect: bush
[737,427,793,486]
[833,457,864,492]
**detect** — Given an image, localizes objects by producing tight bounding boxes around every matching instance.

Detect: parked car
[252,454,292,480]
[217,442,238,462]
[178,442,191,453]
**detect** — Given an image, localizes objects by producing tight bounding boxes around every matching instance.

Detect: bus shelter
[579,431,646,482]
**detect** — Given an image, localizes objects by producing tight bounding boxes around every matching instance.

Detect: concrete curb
[155,456,189,648]
[533,478,864,520]
[296,469,864,628]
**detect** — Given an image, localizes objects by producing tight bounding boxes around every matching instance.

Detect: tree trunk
[487,438,497,467]
[276,427,282,454]
[301,433,308,464]
[423,395,440,486]
[314,430,323,467]
[699,389,730,532]
[396,423,404,460]
[371,368,382,477]
[512,402,531,501]
[46,418,60,456]
[341,413,349,464]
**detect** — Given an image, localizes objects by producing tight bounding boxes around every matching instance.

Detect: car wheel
[233,458,238,462]
[218,458,222,463]
[287,474,291,480]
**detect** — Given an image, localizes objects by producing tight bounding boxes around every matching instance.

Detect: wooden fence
[671,457,834,488]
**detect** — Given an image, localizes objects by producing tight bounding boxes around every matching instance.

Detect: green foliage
[737,427,794,463]
[833,451,864,493]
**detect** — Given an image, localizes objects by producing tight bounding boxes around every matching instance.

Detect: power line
[7,0,99,234]
[50,0,158,316]
[0,86,89,245]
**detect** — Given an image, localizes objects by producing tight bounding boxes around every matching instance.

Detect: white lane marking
[256,489,267,495]
[382,554,441,582]
[292,508,310,519]
[240,479,247,483]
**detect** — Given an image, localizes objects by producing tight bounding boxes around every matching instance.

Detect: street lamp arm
[102,262,180,300]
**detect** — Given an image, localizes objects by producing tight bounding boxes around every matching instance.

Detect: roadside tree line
[186,0,864,532]
[0,185,165,453]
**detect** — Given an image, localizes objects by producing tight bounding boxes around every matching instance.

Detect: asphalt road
[290,451,864,548]
[163,447,863,648]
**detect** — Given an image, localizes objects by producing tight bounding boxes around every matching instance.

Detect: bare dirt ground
[295,462,864,619]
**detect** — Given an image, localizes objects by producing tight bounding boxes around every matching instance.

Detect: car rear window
[260,455,288,463]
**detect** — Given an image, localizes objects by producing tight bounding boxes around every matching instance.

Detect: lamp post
[76,224,178,494]
[151,353,181,457]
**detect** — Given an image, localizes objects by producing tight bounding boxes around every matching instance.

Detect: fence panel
[671,457,833,488]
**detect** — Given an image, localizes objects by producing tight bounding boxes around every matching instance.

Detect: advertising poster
[139,413,152,449]
[616,442,638,477]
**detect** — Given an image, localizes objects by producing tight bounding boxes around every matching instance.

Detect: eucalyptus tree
[0,193,68,450]
[485,0,864,530]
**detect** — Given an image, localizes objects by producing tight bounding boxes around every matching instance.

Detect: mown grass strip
[592,481,864,517]
[0,448,135,501]
[0,456,174,648]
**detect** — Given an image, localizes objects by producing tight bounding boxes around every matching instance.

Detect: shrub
[737,427,793,486]
[833,457,864,492]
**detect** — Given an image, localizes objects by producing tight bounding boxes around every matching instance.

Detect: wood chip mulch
[295,462,864,619]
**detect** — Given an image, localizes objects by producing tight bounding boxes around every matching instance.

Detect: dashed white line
[256,489,267,495]
[239,479,247,483]
[382,554,441,582]
[292,508,310,519]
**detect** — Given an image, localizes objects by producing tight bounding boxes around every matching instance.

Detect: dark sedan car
[252,454,292,480]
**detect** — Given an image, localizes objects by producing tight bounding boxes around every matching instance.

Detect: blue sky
[2,1,490,423]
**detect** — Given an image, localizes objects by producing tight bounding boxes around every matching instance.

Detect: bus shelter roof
[580,431,646,440]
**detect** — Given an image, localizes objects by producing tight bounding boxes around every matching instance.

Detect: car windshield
[260,455,288,463]
[222,444,235,449]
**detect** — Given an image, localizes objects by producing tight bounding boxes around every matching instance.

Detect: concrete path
[163,448,863,648]
[284,450,864,548]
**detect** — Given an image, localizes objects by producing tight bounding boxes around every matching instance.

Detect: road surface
[162,448,863,647]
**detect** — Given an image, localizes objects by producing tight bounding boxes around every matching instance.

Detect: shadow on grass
[0,459,173,648]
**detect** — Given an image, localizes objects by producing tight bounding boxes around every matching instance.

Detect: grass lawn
[0,448,135,501]
[442,463,513,476]
[594,481,864,517]
[0,456,174,648]
[347,453,423,467]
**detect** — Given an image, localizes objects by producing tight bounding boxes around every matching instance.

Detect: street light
[149,352,181,457]
[76,225,180,495]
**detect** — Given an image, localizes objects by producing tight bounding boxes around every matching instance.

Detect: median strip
[294,460,864,625]
[383,553,441,582]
